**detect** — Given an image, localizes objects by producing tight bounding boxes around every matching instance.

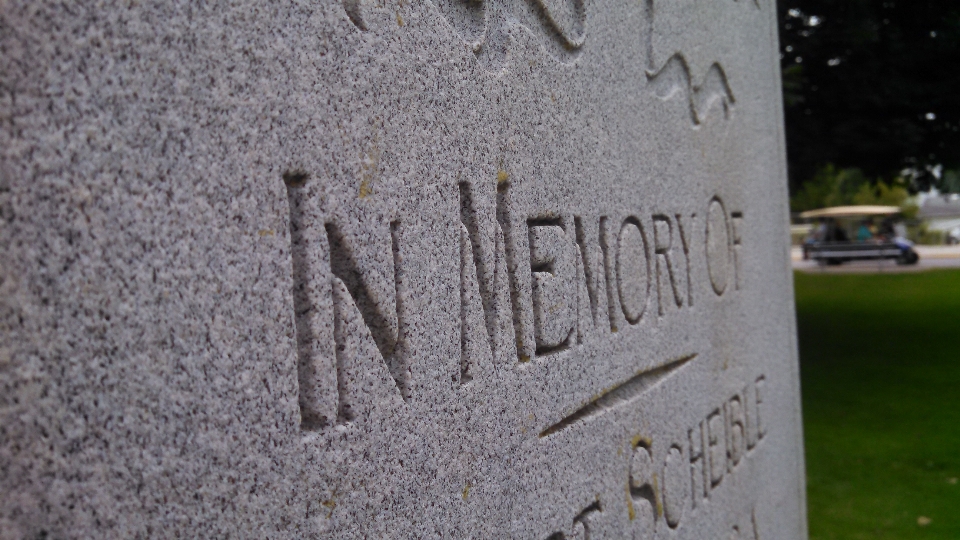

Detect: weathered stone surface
[0,0,805,538]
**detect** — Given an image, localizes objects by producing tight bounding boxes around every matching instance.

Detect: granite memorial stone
[1,0,805,537]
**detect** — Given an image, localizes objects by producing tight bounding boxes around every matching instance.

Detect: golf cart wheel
[897,250,919,265]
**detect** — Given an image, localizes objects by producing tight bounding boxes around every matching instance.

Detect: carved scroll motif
[436,0,586,70]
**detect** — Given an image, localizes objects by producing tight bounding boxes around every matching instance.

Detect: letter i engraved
[731,211,744,290]
[755,375,766,440]
[284,171,338,430]
[744,381,758,451]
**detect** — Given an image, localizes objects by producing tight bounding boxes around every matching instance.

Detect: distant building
[917,191,960,243]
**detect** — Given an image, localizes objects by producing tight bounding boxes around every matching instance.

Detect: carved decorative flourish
[648,56,736,125]
[539,354,695,437]
[434,0,587,70]
[642,0,756,125]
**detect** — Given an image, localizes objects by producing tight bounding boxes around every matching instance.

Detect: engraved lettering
[458,179,526,372]
[629,441,658,525]
[706,197,732,296]
[675,213,696,306]
[343,0,368,30]
[326,221,409,400]
[755,375,766,440]
[731,211,744,290]
[744,380,758,450]
[661,445,687,528]
[545,500,604,540]
[616,217,651,325]
[689,420,708,506]
[529,219,576,354]
[459,182,497,358]
[599,216,619,332]
[707,408,726,487]
[459,221,482,384]
[653,214,683,315]
[497,179,535,362]
[573,216,609,342]
[284,172,408,430]
[285,171,338,430]
[572,501,604,540]
[725,394,745,469]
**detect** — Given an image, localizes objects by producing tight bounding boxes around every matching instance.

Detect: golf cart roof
[799,205,901,219]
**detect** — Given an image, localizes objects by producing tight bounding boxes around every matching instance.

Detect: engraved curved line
[539,353,696,437]
[522,0,586,50]
[647,55,735,125]
[344,0,367,30]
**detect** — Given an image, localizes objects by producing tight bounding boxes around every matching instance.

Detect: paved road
[791,245,960,274]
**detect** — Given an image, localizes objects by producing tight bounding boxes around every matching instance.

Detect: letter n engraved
[285,173,407,431]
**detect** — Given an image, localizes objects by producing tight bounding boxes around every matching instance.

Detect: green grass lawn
[796,270,960,539]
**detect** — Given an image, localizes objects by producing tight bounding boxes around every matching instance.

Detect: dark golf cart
[800,205,920,266]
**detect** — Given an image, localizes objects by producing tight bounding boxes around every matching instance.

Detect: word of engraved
[627,375,767,534]
[642,0,760,125]
[285,171,410,430]
[460,180,744,378]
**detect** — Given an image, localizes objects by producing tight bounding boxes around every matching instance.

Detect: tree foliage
[791,164,914,216]
[778,1,960,192]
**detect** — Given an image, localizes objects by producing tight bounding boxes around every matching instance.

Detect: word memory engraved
[459,181,744,373]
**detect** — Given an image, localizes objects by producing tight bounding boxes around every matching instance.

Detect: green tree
[791,164,869,212]
[778,1,960,192]
[791,163,916,216]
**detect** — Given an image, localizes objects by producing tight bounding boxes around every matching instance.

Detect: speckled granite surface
[0,0,805,538]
